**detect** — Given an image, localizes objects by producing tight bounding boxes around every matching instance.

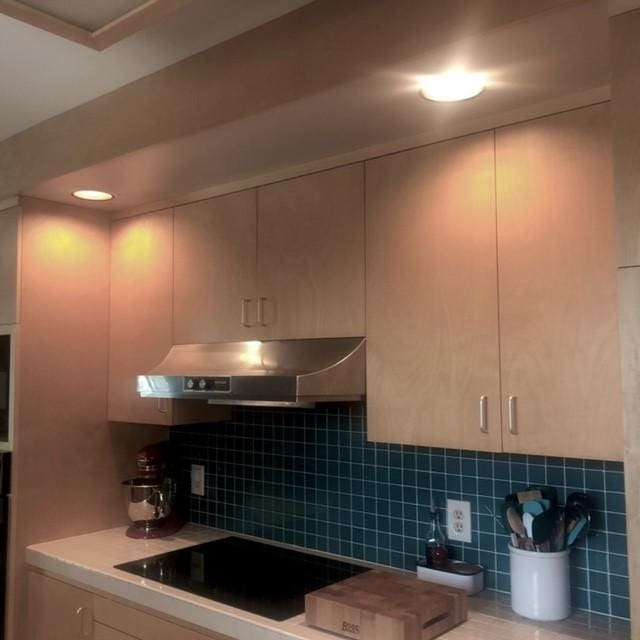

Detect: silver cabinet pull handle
[156,399,168,414]
[479,395,488,433]
[240,298,252,327]
[508,396,518,434]
[257,297,267,327]
[76,606,93,639]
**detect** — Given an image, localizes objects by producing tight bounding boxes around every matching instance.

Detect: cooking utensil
[524,485,558,505]
[522,512,535,539]
[517,489,543,504]
[566,492,592,531]
[566,492,592,510]
[552,509,566,552]
[532,509,556,545]
[501,498,519,531]
[506,507,526,537]
[565,505,589,547]
[522,500,545,517]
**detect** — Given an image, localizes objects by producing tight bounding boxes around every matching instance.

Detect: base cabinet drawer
[94,624,137,640]
[93,594,232,640]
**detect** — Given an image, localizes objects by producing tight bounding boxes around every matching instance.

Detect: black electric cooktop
[114,536,368,621]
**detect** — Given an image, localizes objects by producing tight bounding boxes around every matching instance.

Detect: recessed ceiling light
[72,189,114,201]
[420,71,486,102]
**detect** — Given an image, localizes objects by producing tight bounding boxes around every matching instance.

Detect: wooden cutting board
[305,570,467,640]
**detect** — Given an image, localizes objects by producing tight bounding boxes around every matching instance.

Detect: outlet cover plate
[190,464,205,496]
[447,499,472,543]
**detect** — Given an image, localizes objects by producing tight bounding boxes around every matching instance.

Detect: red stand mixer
[122,442,185,539]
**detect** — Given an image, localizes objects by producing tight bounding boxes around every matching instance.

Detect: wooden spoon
[507,507,526,537]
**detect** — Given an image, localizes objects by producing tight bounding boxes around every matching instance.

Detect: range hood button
[198,379,207,390]
[186,378,195,390]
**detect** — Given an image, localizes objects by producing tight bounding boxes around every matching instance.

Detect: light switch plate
[447,499,472,543]
[190,464,205,496]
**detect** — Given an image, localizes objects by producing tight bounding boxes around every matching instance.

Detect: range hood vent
[138,338,365,408]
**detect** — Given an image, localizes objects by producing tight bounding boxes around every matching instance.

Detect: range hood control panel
[183,376,231,393]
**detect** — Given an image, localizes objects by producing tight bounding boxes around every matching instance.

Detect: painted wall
[172,405,629,620]
[6,197,161,640]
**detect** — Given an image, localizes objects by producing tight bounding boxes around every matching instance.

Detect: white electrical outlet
[190,464,205,496]
[447,499,472,543]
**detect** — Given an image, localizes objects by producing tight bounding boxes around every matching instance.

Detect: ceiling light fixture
[420,70,486,102]
[72,189,114,201]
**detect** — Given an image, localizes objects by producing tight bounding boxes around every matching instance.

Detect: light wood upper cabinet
[173,166,366,344]
[365,104,622,460]
[257,164,365,339]
[366,132,502,451]
[0,206,19,326]
[109,209,228,425]
[496,103,623,460]
[173,190,257,344]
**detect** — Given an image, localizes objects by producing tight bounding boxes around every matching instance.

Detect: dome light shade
[72,189,114,201]
[420,71,486,102]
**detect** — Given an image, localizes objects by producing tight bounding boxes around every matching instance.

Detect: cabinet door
[257,164,365,339]
[366,132,502,451]
[109,211,228,425]
[174,191,257,344]
[27,571,93,640]
[109,210,173,424]
[496,103,623,460]
[109,210,175,425]
[0,206,19,326]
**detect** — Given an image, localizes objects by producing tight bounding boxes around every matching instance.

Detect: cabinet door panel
[257,164,365,339]
[27,571,93,640]
[496,103,623,460]
[109,210,230,425]
[174,191,257,344]
[109,209,174,425]
[366,132,502,451]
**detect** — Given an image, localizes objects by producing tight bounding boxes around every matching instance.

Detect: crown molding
[0,0,192,50]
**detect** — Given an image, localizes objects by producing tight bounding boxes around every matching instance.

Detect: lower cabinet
[27,571,234,640]
[27,571,93,640]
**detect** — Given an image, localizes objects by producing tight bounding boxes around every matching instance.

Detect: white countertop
[26,525,630,640]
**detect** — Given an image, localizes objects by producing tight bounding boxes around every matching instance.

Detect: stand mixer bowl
[123,478,172,531]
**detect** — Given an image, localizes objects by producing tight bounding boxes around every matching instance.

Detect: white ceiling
[0,0,313,142]
[27,0,611,214]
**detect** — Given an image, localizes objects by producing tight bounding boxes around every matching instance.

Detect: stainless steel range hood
[137,338,365,408]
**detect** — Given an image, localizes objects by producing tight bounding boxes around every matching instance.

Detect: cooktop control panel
[183,376,231,393]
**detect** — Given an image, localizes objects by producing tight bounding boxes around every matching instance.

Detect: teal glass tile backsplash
[170,404,629,620]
